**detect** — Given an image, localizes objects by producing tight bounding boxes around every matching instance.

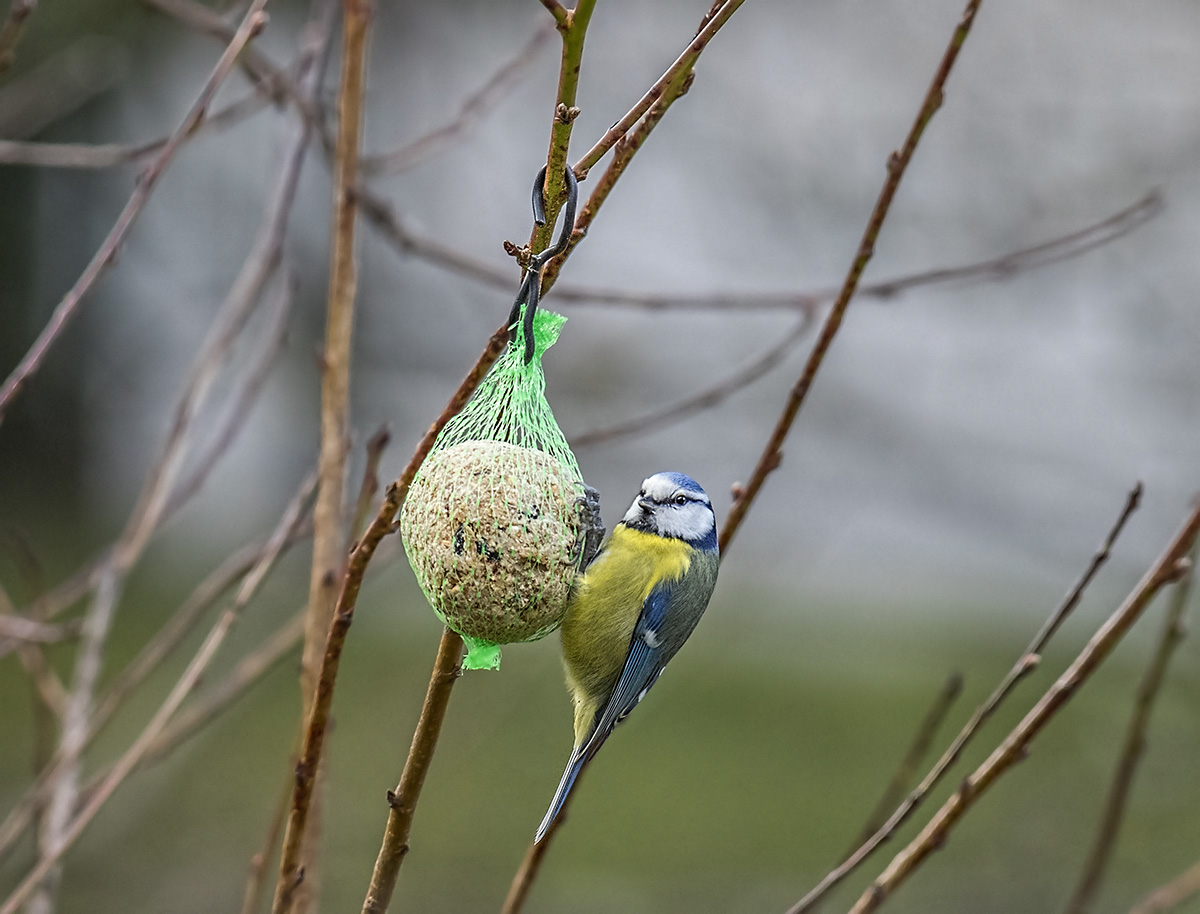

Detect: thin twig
[0,584,65,717]
[571,0,745,179]
[140,610,306,767]
[1064,539,1198,914]
[540,0,748,293]
[359,628,465,914]
[292,2,371,908]
[527,0,596,262]
[0,461,311,914]
[720,0,984,555]
[0,78,294,169]
[271,324,509,914]
[1129,858,1200,914]
[140,0,291,102]
[0,1,270,423]
[350,425,393,544]
[244,772,300,914]
[571,311,815,449]
[0,512,313,868]
[0,615,80,647]
[19,6,324,904]
[0,0,35,75]
[164,273,296,517]
[849,672,963,851]
[355,188,1160,318]
[846,500,1200,914]
[361,21,554,176]
[786,482,1143,914]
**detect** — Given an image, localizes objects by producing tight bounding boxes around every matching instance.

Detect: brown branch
[1064,539,1198,914]
[0,507,312,868]
[292,3,371,909]
[846,499,1200,914]
[571,311,815,449]
[571,0,746,179]
[5,5,330,889]
[348,187,1161,320]
[786,482,1143,914]
[0,584,65,718]
[244,773,299,914]
[0,615,80,647]
[361,21,554,176]
[140,610,306,768]
[0,73,295,170]
[0,1,270,424]
[25,10,273,903]
[140,0,291,101]
[540,0,748,293]
[527,0,596,262]
[359,628,465,914]
[553,190,1162,312]
[271,323,509,914]
[0,449,309,914]
[719,0,984,555]
[0,0,34,75]
[1130,858,1200,914]
[350,425,393,542]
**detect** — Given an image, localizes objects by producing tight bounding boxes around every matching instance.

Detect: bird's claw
[574,484,605,569]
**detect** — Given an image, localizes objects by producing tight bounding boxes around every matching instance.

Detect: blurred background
[1,0,1198,912]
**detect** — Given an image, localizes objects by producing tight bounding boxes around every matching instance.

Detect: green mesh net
[400,309,585,670]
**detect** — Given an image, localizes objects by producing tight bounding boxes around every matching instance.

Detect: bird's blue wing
[534,589,669,843]
[576,582,672,765]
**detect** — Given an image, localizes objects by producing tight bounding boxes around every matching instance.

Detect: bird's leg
[574,484,605,569]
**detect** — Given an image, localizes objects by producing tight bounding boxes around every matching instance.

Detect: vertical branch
[294,0,371,909]
[1064,540,1198,914]
[359,629,465,914]
[719,0,984,554]
[529,0,595,256]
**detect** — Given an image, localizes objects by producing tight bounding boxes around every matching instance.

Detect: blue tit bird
[535,471,720,843]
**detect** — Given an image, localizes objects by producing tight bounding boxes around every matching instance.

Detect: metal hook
[508,165,579,364]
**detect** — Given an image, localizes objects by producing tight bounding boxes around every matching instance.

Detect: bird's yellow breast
[559,526,691,738]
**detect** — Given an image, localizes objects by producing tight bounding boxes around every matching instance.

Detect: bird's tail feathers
[534,745,588,844]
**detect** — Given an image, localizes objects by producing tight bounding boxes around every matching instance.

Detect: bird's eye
[673,494,688,505]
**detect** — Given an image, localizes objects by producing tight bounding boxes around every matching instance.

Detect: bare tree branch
[571,311,815,449]
[1064,539,1198,914]
[361,21,554,176]
[0,460,313,914]
[292,1,372,908]
[359,628,465,914]
[0,2,270,424]
[271,324,510,914]
[719,0,984,554]
[571,0,746,179]
[786,482,1143,914]
[845,500,1200,914]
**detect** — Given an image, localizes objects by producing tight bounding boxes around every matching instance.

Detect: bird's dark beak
[637,497,654,512]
